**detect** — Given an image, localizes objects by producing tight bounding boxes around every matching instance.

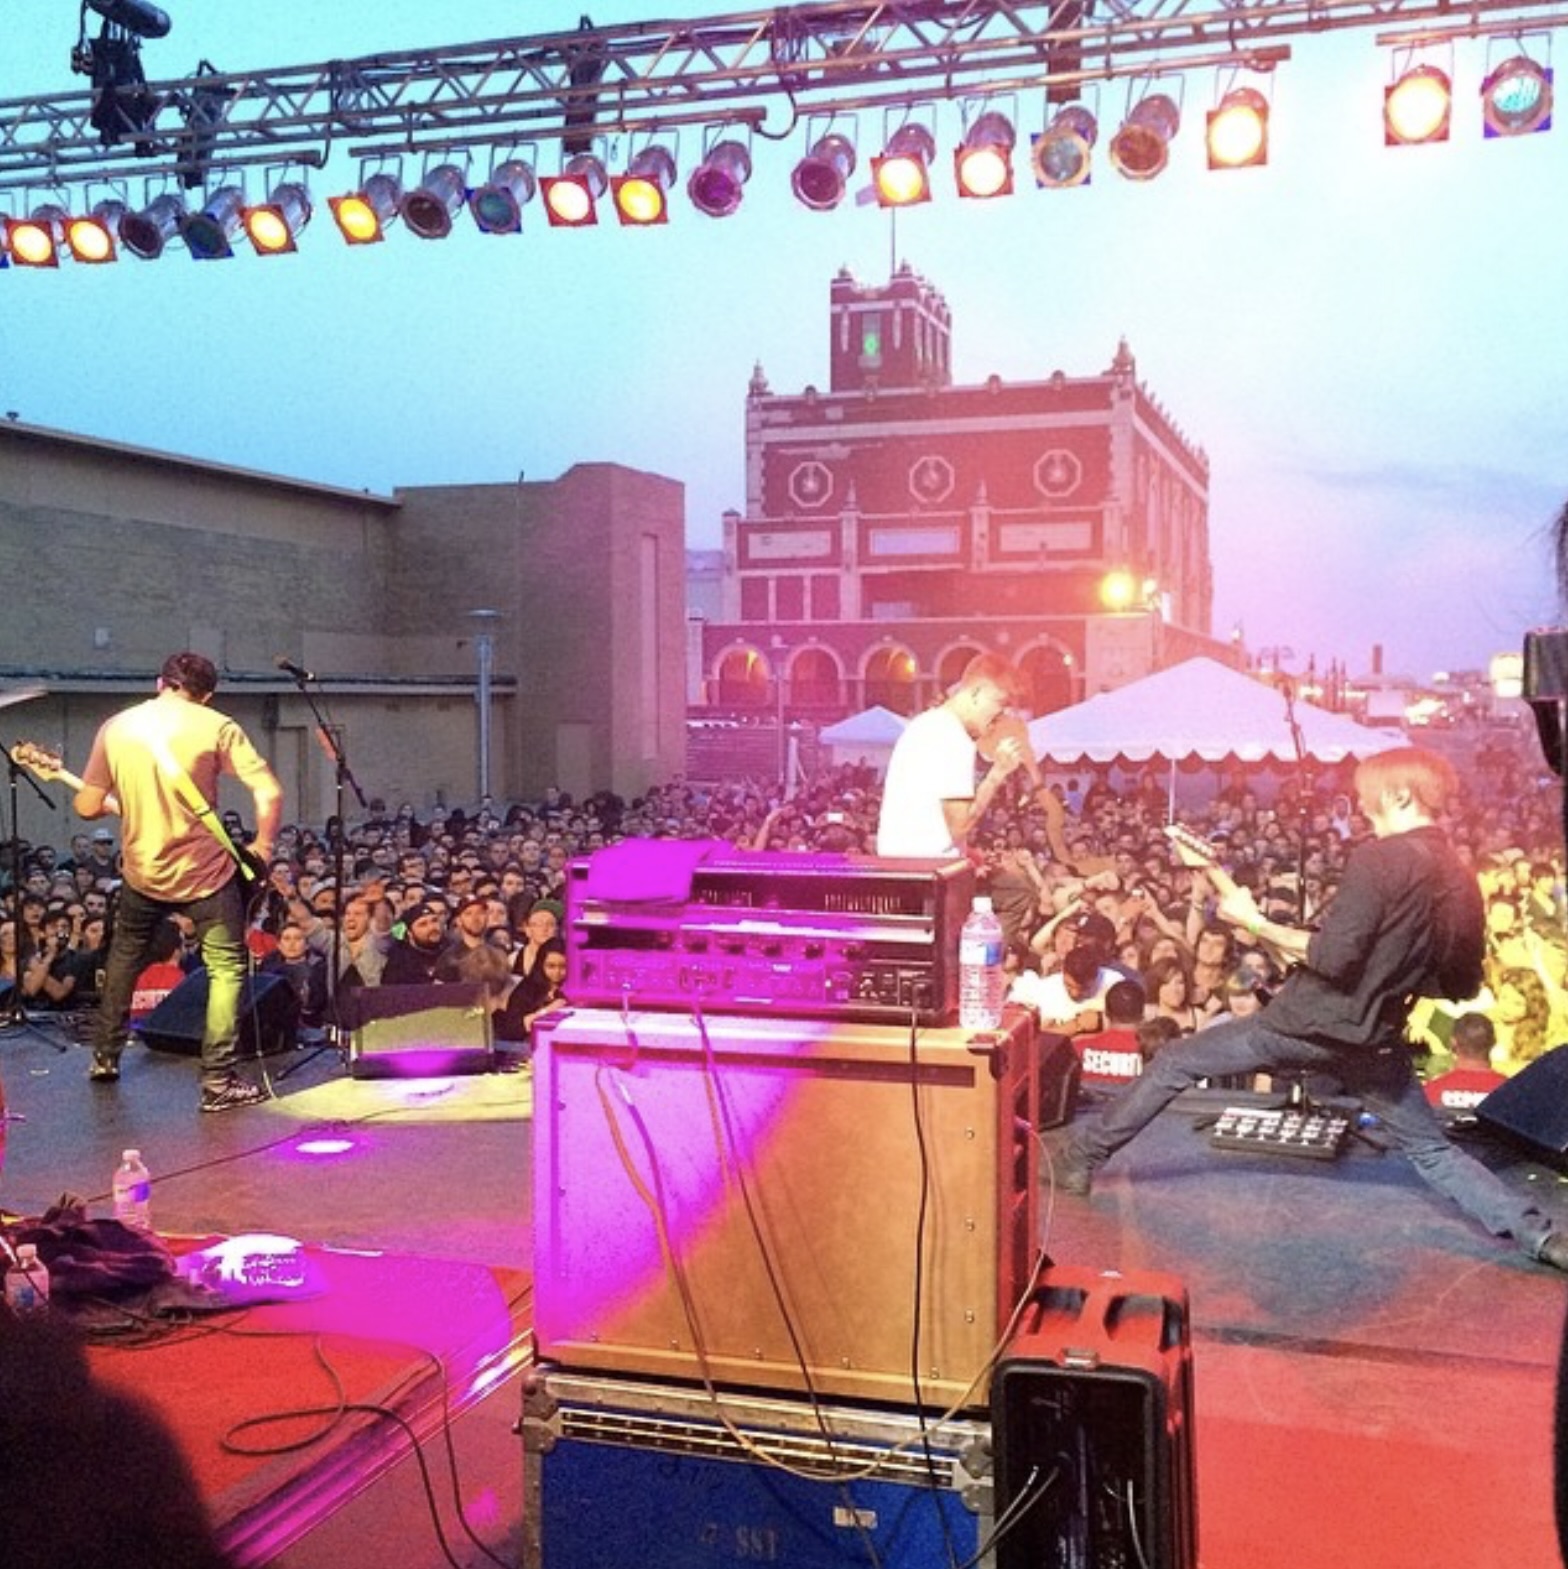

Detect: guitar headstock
[1163,823,1220,870]
[10,741,65,782]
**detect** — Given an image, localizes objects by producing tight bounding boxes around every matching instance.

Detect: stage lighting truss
[612,145,677,225]
[790,125,857,211]
[1385,58,1453,145]
[329,168,402,245]
[243,179,311,255]
[954,109,1017,198]
[1109,88,1182,180]
[1482,51,1552,137]
[687,136,752,218]
[180,184,246,259]
[470,157,537,233]
[542,152,607,226]
[1206,83,1271,169]
[873,121,937,206]
[1031,104,1098,188]
[401,162,469,239]
[120,190,185,258]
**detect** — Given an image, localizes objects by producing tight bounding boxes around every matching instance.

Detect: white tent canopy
[1026,658,1402,766]
[818,704,909,777]
[818,705,910,747]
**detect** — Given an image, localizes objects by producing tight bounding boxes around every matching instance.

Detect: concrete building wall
[0,421,685,847]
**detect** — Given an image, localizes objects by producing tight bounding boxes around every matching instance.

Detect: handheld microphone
[274,656,314,682]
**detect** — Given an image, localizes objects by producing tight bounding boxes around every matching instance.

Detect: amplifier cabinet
[521,1367,994,1569]
[531,1007,1039,1407]
[990,1265,1198,1569]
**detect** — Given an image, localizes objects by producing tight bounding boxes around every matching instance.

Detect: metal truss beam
[0,0,1563,195]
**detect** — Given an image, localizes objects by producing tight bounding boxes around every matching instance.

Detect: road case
[522,1366,994,1569]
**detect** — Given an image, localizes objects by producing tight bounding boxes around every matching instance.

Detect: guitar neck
[1165,824,1241,901]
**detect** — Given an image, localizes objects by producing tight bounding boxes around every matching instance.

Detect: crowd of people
[1,713,1561,1102]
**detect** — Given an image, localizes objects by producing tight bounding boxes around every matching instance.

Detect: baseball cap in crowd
[92,829,115,843]
[404,900,446,927]
[1067,910,1118,951]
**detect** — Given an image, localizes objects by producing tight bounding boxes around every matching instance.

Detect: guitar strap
[142,728,253,880]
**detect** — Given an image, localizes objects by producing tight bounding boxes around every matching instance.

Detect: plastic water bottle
[5,1244,49,1315]
[958,895,1006,1031]
[113,1149,152,1231]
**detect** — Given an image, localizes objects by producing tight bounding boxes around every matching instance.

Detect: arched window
[790,646,842,709]
[716,647,771,707]
[1019,644,1075,717]
[864,646,920,715]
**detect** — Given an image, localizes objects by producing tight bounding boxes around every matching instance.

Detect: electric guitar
[1162,822,1244,901]
[9,741,269,894]
[1164,822,1299,966]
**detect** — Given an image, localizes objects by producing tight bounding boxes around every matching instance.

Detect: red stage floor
[1039,1106,1568,1568]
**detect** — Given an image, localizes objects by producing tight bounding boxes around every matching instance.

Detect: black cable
[70,1288,528,1569]
[904,1003,961,1569]
[690,1005,888,1567]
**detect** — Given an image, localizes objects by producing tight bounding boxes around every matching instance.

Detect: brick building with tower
[694,264,1228,728]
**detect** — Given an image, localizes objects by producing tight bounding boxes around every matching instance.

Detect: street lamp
[770,638,789,792]
[469,609,501,802]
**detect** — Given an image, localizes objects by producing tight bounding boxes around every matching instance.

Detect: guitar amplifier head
[564,847,974,1023]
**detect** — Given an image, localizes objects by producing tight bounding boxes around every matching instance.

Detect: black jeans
[93,879,248,1086]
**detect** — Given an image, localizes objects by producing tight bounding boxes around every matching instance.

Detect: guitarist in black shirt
[1059,745,1568,1274]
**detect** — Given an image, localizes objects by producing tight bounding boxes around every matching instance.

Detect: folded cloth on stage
[7,1199,229,1328]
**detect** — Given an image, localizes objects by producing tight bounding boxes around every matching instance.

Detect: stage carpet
[85,1244,533,1566]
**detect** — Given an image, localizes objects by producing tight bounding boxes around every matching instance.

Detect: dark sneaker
[1054,1143,1096,1197]
[200,1077,270,1114]
[89,1052,121,1083]
[1536,1232,1568,1273]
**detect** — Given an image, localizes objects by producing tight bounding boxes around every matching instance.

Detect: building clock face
[1034,448,1083,500]
[787,459,834,510]
[908,453,954,505]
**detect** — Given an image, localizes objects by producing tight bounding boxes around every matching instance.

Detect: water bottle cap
[972,895,993,912]
[18,1244,38,1261]
[123,1148,141,1162]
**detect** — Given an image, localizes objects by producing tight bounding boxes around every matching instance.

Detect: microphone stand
[1,722,61,1040]
[281,666,368,1077]
[1279,676,1311,927]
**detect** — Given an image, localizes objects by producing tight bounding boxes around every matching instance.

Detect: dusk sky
[2,0,1562,681]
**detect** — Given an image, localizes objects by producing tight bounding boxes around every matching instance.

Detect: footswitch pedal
[1209,1105,1350,1160]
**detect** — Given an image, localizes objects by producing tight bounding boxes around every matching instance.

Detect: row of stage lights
[0,54,1552,266]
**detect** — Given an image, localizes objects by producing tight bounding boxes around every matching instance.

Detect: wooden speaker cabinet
[531,1006,1040,1408]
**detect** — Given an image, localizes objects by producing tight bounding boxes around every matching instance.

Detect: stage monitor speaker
[1476,1048,1568,1161]
[1036,1027,1082,1130]
[991,1265,1198,1569]
[139,970,299,1058]
[340,983,493,1078]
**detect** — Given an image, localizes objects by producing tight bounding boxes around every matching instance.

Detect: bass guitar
[9,741,269,895]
